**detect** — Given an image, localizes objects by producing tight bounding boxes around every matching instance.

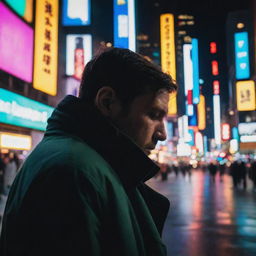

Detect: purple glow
[0,3,33,82]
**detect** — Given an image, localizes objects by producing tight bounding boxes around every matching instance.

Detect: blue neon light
[232,127,239,141]
[188,129,194,146]
[234,32,250,79]
[203,135,208,153]
[62,0,91,26]
[192,38,200,104]
[188,105,197,126]
[113,0,129,49]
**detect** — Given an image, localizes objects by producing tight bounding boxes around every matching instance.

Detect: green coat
[0,96,170,256]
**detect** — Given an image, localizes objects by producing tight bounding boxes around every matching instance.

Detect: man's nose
[156,122,167,141]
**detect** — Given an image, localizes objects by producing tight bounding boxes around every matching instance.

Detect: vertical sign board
[197,95,206,130]
[113,0,136,51]
[192,38,200,104]
[160,13,177,116]
[5,0,33,22]
[234,32,250,80]
[66,34,92,80]
[0,2,33,82]
[62,0,91,26]
[236,80,256,111]
[183,44,193,95]
[33,0,59,96]
[213,95,221,146]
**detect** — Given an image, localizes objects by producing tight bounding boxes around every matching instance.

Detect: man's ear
[95,86,120,117]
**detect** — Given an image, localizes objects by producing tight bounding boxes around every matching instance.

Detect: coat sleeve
[7,166,104,256]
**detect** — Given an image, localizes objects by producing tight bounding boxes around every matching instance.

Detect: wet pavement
[147,169,256,256]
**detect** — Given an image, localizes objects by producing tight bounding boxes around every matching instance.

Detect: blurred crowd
[0,152,20,201]
[156,159,256,190]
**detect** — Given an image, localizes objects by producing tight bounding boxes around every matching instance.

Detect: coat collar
[45,95,160,190]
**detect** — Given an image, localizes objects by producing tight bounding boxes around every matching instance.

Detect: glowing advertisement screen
[188,105,197,126]
[62,0,91,26]
[66,34,92,80]
[234,32,250,79]
[5,0,33,22]
[0,2,33,82]
[238,122,256,143]
[183,44,193,96]
[192,38,200,104]
[0,89,54,131]
[113,0,136,51]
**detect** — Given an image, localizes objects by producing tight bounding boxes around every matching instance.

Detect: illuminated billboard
[192,38,199,104]
[66,34,92,80]
[160,13,177,116]
[234,32,250,79]
[183,44,193,95]
[236,80,256,111]
[113,0,136,51]
[221,123,231,141]
[62,0,91,26]
[33,0,59,96]
[0,2,33,82]
[5,0,33,22]
[0,89,54,131]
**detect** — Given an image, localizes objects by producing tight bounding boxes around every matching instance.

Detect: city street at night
[148,169,256,256]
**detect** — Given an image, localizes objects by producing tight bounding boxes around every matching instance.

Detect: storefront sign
[0,132,32,150]
[33,0,59,95]
[0,89,54,131]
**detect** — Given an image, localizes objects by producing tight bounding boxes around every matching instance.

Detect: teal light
[0,89,54,131]
[5,0,26,17]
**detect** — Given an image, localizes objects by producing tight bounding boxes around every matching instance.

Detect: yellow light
[198,95,206,130]
[160,13,177,116]
[33,0,59,96]
[0,133,32,150]
[237,23,245,29]
[236,80,256,111]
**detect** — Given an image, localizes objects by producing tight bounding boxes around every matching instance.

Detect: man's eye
[149,112,161,120]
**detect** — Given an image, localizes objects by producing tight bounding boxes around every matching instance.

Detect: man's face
[112,90,169,155]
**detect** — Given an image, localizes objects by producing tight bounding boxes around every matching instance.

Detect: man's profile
[0,48,177,256]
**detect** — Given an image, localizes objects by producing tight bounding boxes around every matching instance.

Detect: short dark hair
[79,47,177,106]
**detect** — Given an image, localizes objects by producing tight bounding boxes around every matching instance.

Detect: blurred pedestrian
[248,161,256,190]
[3,152,18,195]
[218,162,226,182]
[229,161,240,188]
[0,48,177,256]
[238,161,247,189]
[208,162,217,182]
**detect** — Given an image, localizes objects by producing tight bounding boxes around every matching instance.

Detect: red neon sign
[211,60,219,76]
[187,90,193,104]
[213,80,220,95]
[210,42,217,54]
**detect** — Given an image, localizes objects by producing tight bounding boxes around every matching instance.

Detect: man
[0,48,177,255]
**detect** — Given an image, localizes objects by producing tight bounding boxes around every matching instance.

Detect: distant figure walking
[208,162,217,182]
[249,161,256,190]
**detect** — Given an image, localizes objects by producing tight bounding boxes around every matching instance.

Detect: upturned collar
[45,95,160,189]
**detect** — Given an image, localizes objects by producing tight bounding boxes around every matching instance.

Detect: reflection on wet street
[147,169,256,256]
